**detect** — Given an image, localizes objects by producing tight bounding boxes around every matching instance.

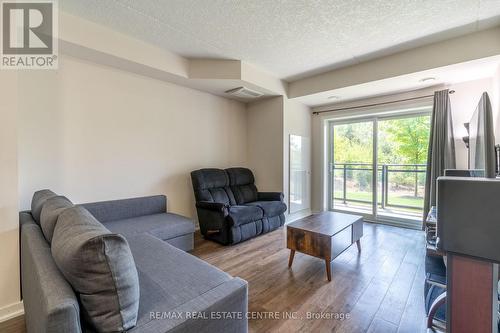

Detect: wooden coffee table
[287,211,363,281]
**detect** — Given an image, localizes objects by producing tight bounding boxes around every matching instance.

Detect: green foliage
[333,121,373,163]
[333,116,430,165]
[332,115,431,199]
[380,116,430,165]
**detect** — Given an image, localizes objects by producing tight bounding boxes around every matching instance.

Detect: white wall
[283,99,312,219]
[0,72,22,318]
[493,65,500,135]
[247,97,312,221]
[310,112,327,213]
[18,55,248,220]
[448,78,494,168]
[246,96,284,192]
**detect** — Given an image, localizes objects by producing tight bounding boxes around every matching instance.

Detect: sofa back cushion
[40,196,74,243]
[31,189,57,224]
[51,206,140,332]
[81,195,167,223]
[191,168,236,205]
[226,168,258,204]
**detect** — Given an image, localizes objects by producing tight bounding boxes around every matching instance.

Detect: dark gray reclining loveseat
[191,167,287,245]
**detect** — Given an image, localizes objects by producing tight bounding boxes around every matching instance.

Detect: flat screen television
[468,92,496,178]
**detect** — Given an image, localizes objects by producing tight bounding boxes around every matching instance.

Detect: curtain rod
[312,90,455,115]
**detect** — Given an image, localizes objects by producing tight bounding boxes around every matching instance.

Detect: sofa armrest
[21,218,82,333]
[257,192,284,202]
[195,201,229,232]
[196,201,229,215]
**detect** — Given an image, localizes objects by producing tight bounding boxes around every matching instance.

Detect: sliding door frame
[327,109,432,229]
[328,117,378,221]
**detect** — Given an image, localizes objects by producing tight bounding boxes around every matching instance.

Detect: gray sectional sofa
[20,190,248,333]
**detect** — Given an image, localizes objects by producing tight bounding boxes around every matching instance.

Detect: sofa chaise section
[127,234,248,333]
[81,195,195,252]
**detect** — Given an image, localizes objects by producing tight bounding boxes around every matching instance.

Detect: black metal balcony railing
[332,162,427,210]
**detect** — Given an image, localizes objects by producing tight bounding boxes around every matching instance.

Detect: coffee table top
[287,211,363,236]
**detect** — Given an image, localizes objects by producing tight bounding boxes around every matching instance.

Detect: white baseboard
[0,301,24,322]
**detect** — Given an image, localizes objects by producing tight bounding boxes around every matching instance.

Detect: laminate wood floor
[0,315,26,333]
[191,222,427,333]
[1,222,426,333]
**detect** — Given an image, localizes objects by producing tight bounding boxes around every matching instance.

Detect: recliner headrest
[191,168,229,190]
[226,167,255,186]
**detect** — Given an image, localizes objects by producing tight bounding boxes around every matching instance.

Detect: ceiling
[297,55,500,107]
[61,0,500,81]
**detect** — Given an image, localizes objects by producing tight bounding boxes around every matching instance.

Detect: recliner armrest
[196,201,229,216]
[257,192,284,202]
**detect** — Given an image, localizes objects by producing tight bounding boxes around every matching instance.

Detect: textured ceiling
[297,56,500,106]
[61,0,500,81]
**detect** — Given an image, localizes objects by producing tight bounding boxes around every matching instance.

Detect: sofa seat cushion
[51,206,140,332]
[245,201,287,217]
[227,205,263,226]
[103,213,195,241]
[125,234,239,328]
[129,277,247,333]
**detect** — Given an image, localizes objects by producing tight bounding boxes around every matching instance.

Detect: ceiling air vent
[225,86,263,99]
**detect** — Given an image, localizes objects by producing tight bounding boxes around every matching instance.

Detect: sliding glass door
[331,119,376,217]
[329,112,431,228]
[377,115,430,222]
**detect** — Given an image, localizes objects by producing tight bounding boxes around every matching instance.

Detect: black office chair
[424,241,500,332]
[424,255,446,330]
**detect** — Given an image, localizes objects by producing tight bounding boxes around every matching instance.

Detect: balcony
[332,162,426,222]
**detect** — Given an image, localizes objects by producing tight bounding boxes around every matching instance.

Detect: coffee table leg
[356,239,361,252]
[288,250,295,268]
[325,260,332,281]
